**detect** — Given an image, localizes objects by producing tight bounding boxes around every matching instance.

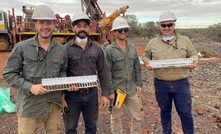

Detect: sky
[1,0,221,28]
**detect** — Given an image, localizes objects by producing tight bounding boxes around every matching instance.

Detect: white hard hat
[71,11,90,26]
[159,10,177,22]
[32,5,56,20]
[111,16,130,31]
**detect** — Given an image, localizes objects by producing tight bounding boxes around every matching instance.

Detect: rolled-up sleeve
[97,48,110,96]
[142,42,152,64]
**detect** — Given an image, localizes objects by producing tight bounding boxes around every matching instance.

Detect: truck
[0,0,129,51]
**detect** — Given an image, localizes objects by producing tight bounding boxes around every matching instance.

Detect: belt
[79,88,90,95]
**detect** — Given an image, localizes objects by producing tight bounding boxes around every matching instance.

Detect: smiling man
[104,16,144,134]
[142,11,198,134]
[3,5,67,134]
[62,11,110,134]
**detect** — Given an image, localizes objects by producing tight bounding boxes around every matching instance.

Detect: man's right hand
[62,95,69,113]
[30,84,48,95]
[145,62,154,70]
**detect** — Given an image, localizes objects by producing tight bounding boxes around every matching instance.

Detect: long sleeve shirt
[142,32,198,81]
[2,35,68,118]
[104,41,143,95]
[64,39,110,96]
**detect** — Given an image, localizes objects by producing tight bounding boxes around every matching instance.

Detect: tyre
[0,38,10,52]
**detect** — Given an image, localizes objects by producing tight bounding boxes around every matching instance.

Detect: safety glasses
[116,28,129,33]
[160,23,174,28]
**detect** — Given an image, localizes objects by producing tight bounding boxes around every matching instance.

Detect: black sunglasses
[116,29,129,33]
[160,23,174,28]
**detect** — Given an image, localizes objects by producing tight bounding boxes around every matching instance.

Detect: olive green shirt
[142,32,198,81]
[104,41,143,95]
[2,35,68,118]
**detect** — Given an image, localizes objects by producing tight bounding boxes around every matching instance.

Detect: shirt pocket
[113,57,124,70]
[51,59,64,76]
[129,55,136,67]
[87,54,97,69]
[22,57,39,77]
[68,56,81,69]
[175,47,187,58]
[152,49,166,60]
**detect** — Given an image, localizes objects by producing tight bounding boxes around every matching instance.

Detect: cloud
[1,0,220,28]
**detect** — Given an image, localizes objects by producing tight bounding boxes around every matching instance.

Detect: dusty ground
[0,41,221,134]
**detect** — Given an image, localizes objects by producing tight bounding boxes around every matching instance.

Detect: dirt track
[0,52,10,80]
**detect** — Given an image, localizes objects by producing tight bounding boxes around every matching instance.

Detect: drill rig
[81,0,129,43]
[0,1,129,51]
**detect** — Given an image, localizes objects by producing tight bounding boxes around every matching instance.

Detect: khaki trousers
[18,104,61,134]
[111,93,144,134]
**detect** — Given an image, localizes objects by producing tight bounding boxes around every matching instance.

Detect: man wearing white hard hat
[62,11,110,134]
[3,5,68,134]
[104,16,144,134]
[142,10,198,134]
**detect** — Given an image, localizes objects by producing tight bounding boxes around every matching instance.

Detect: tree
[124,15,139,38]
[142,21,159,39]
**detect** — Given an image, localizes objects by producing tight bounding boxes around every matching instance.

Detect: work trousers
[154,77,194,134]
[17,103,61,134]
[63,88,98,134]
[111,93,144,134]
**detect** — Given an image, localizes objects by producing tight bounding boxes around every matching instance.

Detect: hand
[99,96,109,108]
[136,86,142,95]
[108,94,115,101]
[187,60,197,70]
[61,95,69,113]
[145,62,154,70]
[30,84,48,95]
[68,85,79,92]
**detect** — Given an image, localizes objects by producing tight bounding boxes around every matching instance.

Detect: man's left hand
[187,60,197,69]
[136,86,142,94]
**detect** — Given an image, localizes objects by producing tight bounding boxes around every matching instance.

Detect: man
[2,5,67,134]
[104,16,144,134]
[142,10,198,134]
[62,11,110,134]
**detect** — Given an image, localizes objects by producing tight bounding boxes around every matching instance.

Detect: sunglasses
[116,29,129,33]
[160,23,174,28]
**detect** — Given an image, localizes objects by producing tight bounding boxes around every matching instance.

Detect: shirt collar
[31,34,56,48]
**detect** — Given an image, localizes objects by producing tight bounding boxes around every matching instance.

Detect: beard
[76,30,89,39]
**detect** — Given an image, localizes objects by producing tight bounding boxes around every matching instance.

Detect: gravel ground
[0,43,221,133]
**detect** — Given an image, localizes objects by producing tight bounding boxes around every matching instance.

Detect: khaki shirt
[104,41,143,95]
[142,32,198,81]
[2,35,68,118]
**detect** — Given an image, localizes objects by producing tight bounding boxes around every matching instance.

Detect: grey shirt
[64,39,110,96]
[104,41,143,95]
[2,35,68,118]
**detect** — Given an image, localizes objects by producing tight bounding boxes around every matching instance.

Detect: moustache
[79,30,88,35]
[76,30,89,39]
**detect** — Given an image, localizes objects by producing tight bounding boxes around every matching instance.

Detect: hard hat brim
[159,19,177,23]
[32,17,57,20]
[111,26,131,31]
[72,19,90,26]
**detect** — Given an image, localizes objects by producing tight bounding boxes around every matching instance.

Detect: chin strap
[75,37,88,45]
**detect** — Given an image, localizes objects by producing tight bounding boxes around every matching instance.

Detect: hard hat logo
[159,10,177,22]
[32,5,56,21]
[111,16,130,31]
[71,11,90,26]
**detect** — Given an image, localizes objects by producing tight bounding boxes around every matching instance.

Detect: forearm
[3,72,32,93]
